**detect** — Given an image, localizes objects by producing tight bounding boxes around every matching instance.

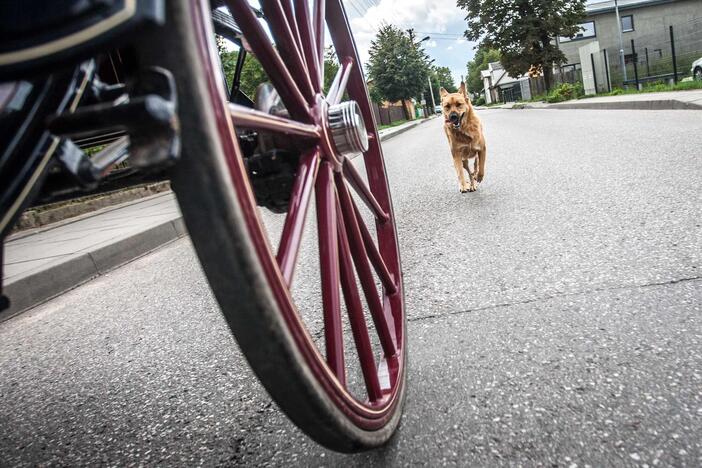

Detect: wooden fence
[372,103,406,126]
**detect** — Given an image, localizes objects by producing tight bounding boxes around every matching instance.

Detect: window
[621,15,634,32]
[559,21,596,43]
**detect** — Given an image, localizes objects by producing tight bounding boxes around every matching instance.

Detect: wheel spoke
[228,103,320,140]
[316,161,345,384]
[342,158,389,223]
[294,0,322,91]
[259,0,316,104]
[326,57,353,105]
[326,0,378,131]
[314,0,326,85]
[224,0,310,121]
[350,198,397,295]
[336,196,383,402]
[281,1,303,52]
[276,149,321,286]
[336,174,397,358]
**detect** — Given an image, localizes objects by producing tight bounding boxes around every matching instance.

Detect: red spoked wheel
[159,0,406,451]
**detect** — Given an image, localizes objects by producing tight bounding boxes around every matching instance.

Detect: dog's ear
[459,82,467,97]
[439,87,448,98]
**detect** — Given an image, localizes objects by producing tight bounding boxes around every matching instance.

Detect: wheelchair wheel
[158,0,406,451]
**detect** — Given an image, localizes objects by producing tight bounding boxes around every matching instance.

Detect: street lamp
[427,75,436,112]
[614,0,628,83]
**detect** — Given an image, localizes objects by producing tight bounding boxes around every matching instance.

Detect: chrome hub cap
[327,101,369,155]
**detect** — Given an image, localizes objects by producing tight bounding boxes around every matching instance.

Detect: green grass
[378,119,409,130]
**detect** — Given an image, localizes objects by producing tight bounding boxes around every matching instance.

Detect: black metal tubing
[645,47,651,76]
[230,48,247,99]
[631,39,639,89]
[670,25,678,84]
[603,49,611,92]
[590,53,598,93]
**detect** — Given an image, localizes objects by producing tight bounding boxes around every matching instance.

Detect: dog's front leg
[453,155,470,193]
[463,158,477,192]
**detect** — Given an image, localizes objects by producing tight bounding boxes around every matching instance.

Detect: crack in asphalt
[408,274,702,323]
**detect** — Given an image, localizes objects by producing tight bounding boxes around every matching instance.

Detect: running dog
[440,83,486,193]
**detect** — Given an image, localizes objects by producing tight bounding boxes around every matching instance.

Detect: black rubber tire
[138,0,406,452]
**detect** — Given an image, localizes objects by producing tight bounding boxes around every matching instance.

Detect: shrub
[545,82,584,103]
[475,96,486,106]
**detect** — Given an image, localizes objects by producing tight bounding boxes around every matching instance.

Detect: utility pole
[427,76,436,110]
[614,0,628,83]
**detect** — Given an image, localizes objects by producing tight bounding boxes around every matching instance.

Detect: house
[481,62,532,104]
[556,0,702,92]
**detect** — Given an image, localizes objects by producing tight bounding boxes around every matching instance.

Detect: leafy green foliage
[218,40,339,100]
[367,25,431,103]
[465,46,501,94]
[219,49,268,98]
[544,82,584,102]
[425,66,456,105]
[323,47,340,94]
[458,0,586,89]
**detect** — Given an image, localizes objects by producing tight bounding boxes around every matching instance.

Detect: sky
[343,0,477,87]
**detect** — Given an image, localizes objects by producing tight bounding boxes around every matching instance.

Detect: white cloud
[342,0,477,84]
[347,0,468,63]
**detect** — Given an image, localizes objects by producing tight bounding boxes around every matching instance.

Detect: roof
[586,0,678,15]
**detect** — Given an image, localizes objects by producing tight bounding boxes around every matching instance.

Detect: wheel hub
[326,101,368,156]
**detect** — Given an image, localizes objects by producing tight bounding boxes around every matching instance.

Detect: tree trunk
[544,66,553,91]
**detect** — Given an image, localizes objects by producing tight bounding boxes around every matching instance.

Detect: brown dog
[440,82,486,193]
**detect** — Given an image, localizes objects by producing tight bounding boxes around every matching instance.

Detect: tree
[457,0,586,90]
[219,43,341,101]
[465,45,501,94]
[367,25,431,110]
[424,66,456,106]
[219,49,268,98]
[323,46,340,94]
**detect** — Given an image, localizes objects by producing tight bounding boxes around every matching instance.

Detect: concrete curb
[12,181,171,232]
[510,99,702,111]
[2,118,432,321]
[1,218,187,322]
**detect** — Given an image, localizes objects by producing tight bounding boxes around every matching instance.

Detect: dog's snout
[449,112,459,122]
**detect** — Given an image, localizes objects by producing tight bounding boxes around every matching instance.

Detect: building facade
[480,62,532,104]
[557,0,702,90]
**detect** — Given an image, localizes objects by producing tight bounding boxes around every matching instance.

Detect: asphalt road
[1,109,701,466]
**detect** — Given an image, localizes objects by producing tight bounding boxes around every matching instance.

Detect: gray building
[556,0,702,91]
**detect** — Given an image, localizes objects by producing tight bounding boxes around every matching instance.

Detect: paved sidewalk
[504,89,702,110]
[2,193,184,320]
[1,116,435,320]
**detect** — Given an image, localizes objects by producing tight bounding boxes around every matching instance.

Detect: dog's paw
[460,181,474,193]
[476,172,484,183]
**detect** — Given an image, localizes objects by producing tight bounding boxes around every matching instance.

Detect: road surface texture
[1,110,701,466]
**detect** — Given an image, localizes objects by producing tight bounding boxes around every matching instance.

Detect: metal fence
[594,17,702,91]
